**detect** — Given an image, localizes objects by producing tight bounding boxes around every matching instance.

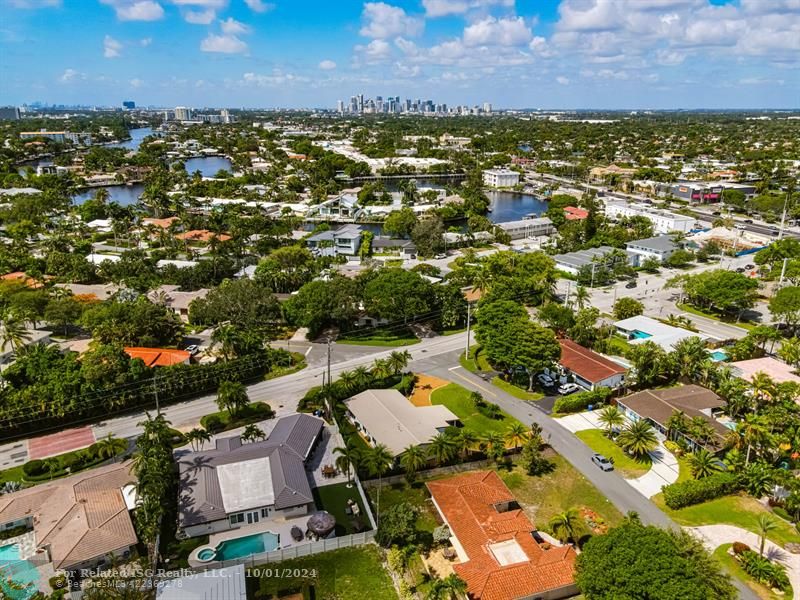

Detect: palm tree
[387,350,412,375]
[425,574,468,600]
[185,428,212,451]
[548,508,584,545]
[618,419,658,459]
[574,285,589,310]
[216,380,249,417]
[371,358,393,380]
[353,365,372,388]
[364,443,394,525]
[749,372,776,405]
[688,448,721,479]
[737,414,772,465]
[505,422,529,451]
[427,433,458,466]
[333,444,360,486]
[757,514,777,556]
[687,416,716,447]
[95,433,128,463]
[666,410,689,442]
[482,431,506,463]
[597,405,625,437]
[0,315,32,354]
[400,445,428,480]
[337,370,359,394]
[42,457,61,480]
[456,429,479,460]
[241,424,265,443]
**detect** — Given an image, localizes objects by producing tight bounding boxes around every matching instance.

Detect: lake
[73,183,144,206]
[183,156,233,178]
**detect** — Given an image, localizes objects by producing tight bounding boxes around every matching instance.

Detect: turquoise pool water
[709,350,729,361]
[630,330,652,339]
[0,543,40,599]
[215,532,279,561]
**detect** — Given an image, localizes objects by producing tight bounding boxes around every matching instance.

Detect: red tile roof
[564,206,589,220]
[0,271,44,288]
[176,229,231,243]
[125,347,190,367]
[427,471,576,600]
[558,339,626,384]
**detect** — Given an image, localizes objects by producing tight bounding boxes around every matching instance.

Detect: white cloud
[183,9,215,24]
[103,35,123,58]
[318,59,337,70]
[360,2,423,39]
[241,70,310,87]
[422,0,514,18]
[244,0,274,12]
[220,17,251,35]
[556,75,570,85]
[171,0,227,6]
[463,16,532,47]
[58,68,85,83]
[357,38,392,61]
[129,78,145,88]
[101,0,165,21]
[393,62,420,77]
[140,37,152,46]
[201,33,248,53]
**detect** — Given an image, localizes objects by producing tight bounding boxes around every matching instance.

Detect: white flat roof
[489,539,529,566]
[615,315,706,350]
[216,456,273,513]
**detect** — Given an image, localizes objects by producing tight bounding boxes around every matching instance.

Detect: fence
[361,455,520,488]
[197,530,377,571]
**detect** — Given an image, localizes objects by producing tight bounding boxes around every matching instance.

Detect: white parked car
[557,383,581,395]
[591,454,614,472]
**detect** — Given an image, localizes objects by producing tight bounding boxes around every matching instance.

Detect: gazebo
[306,511,336,538]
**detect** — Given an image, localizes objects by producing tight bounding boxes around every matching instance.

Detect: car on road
[434,253,447,259]
[591,454,614,471]
[736,267,746,273]
[557,382,581,395]
[744,219,753,224]
[711,211,721,216]
[537,373,555,387]
[625,280,637,289]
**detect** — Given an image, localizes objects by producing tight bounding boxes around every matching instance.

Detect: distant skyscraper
[174,106,192,121]
[122,100,135,109]
[0,106,20,121]
[337,100,344,114]
[483,102,492,114]
[220,109,231,123]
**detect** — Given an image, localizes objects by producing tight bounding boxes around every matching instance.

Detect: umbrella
[307,511,336,537]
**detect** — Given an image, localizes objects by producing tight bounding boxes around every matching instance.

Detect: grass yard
[575,429,652,478]
[247,545,398,600]
[312,482,370,536]
[653,494,800,547]
[430,383,523,435]
[603,335,634,358]
[491,377,544,402]
[676,302,758,331]
[368,480,439,534]
[0,464,25,486]
[337,327,420,347]
[713,544,790,600]
[459,345,492,373]
[500,454,623,533]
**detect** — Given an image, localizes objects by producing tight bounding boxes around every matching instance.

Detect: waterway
[487,190,549,223]
[106,126,155,150]
[183,156,233,177]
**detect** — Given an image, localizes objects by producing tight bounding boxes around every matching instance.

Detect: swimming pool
[0,543,40,600]
[215,532,280,561]
[630,330,652,340]
[709,350,729,362]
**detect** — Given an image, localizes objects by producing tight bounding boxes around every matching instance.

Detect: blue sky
[1,0,798,109]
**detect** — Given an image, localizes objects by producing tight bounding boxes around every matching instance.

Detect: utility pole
[465,302,472,359]
[778,257,789,289]
[326,339,332,391]
[153,370,160,415]
[778,189,790,241]
[590,262,597,289]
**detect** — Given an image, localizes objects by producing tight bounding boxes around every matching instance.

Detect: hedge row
[662,472,741,509]
[298,373,409,411]
[21,443,125,481]
[552,387,612,414]
[200,402,275,434]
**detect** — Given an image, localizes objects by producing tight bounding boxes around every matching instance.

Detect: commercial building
[557,339,627,391]
[495,217,554,240]
[616,385,728,450]
[552,246,618,276]
[662,181,757,203]
[625,235,680,267]
[589,164,636,182]
[427,471,578,600]
[344,389,459,456]
[614,315,704,351]
[0,462,138,571]
[0,106,21,120]
[174,106,193,121]
[177,413,324,538]
[482,169,520,188]
[19,130,93,145]
[603,201,695,234]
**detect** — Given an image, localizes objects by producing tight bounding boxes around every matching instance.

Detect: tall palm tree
[456,429,479,460]
[549,508,584,545]
[757,514,777,557]
[427,433,458,466]
[482,431,506,463]
[687,416,716,447]
[364,443,394,523]
[95,433,128,463]
[241,424,265,443]
[597,405,625,437]
[337,370,359,394]
[749,372,776,406]
[387,350,412,375]
[371,358,393,380]
[0,315,32,354]
[216,380,249,417]
[353,365,372,388]
[618,419,658,459]
[688,448,721,479]
[333,444,360,485]
[574,286,589,310]
[400,445,428,480]
[185,427,212,451]
[505,422,529,450]
[737,414,772,465]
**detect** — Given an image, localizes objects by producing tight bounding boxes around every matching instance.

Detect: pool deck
[0,532,56,598]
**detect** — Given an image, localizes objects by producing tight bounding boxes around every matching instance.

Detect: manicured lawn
[491,377,544,402]
[713,544,790,600]
[653,494,800,547]
[263,351,307,380]
[575,429,651,479]
[431,383,523,435]
[500,454,623,533]
[367,480,439,534]
[676,302,758,331]
[0,464,25,486]
[337,327,420,347]
[604,335,634,357]
[312,482,370,536]
[247,546,398,600]
[459,345,492,373]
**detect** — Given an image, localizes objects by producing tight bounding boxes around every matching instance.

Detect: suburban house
[306,224,364,257]
[552,246,619,276]
[147,284,209,322]
[0,462,138,571]
[371,237,417,258]
[177,413,324,538]
[307,192,360,220]
[176,230,232,244]
[482,168,520,188]
[0,327,52,366]
[124,347,191,367]
[564,206,588,220]
[625,235,680,267]
[557,339,627,391]
[427,471,578,600]
[614,315,704,351]
[495,217,554,240]
[729,357,800,388]
[616,385,729,450]
[344,389,459,457]
[55,282,119,301]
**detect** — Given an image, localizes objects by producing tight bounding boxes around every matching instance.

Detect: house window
[229,513,244,526]
[261,508,270,518]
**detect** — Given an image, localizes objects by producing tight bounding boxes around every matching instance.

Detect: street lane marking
[450,371,497,398]
[448,366,461,371]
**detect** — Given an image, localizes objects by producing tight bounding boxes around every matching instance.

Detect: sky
[1,0,798,109]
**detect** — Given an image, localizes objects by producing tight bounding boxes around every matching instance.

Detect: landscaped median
[713,543,793,600]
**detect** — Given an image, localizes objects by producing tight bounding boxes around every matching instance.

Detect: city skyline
[1,0,799,109]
